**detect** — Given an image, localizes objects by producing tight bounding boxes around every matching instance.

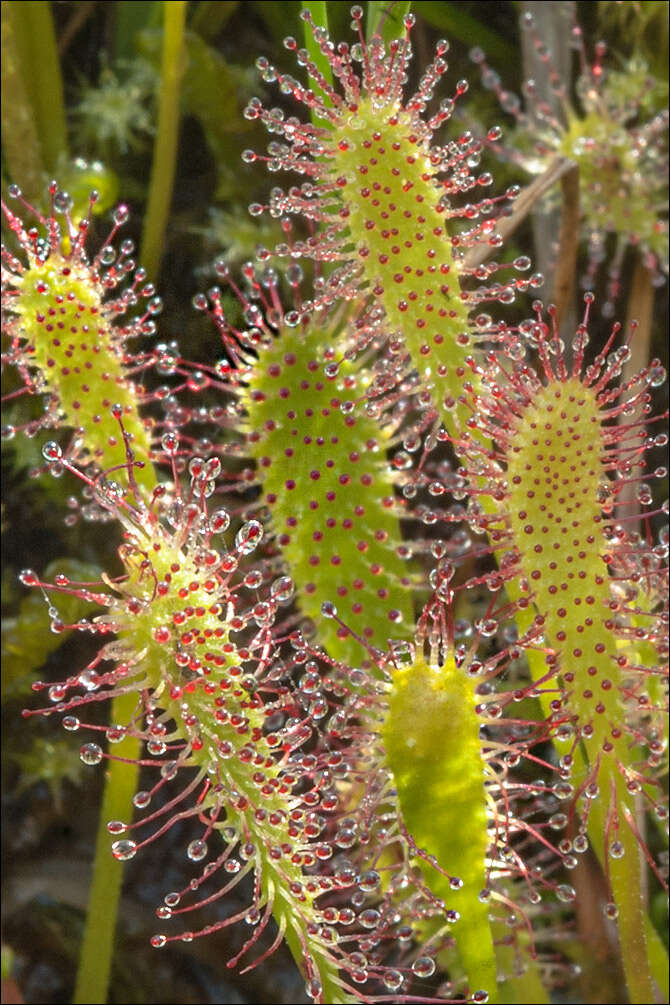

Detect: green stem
[140,0,187,280]
[585,768,656,1005]
[5,1,67,175]
[501,546,667,1001]
[550,163,579,329]
[73,692,142,1004]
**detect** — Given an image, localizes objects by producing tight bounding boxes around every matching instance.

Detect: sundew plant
[1,2,668,1004]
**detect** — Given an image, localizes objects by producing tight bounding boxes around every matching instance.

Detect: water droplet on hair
[306,979,322,1001]
[359,909,380,929]
[609,840,625,859]
[80,743,103,765]
[271,576,294,602]
[383,970,403,992]
[235,520,263,555]
[556,883,576,903]
[42,441,62,461]
[187,838,208,861]
[54,191,73,214]
[112,839,137,860]
[412,956,436,978]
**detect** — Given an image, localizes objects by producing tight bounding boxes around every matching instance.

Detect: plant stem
[5,1,68,175]
[618,260,655,520]
[140,0,187,281]
[73,692,142,1004]
[1,3,44,201]
[586,768,656,1005]
[550,163,580,328]
[463,156,574,271]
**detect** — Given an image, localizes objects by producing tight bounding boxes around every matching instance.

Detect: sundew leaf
[384,655,497,998]
[241,310,415,662]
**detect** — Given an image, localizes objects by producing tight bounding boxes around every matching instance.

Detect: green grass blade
[301,0,333,105]
[4,1,67,179]
[140,0,187,280]
[73,693,142,1004]
[367,1,412,43]
[1,3,44,200]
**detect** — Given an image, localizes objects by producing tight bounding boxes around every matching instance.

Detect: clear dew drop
[209,508,231,533]
[573,833,589,853]
[113,204,130,225]
[42,441,62,461]
[80,742,103,765]
[603,901,619,920]
[359,908,380,929]
[151,934,167,948]
[358,870,380,892]
[235,519,263,554]
[556,883,576,903]
[53,190,73,213]
[161,431,179,454]
[648,364,666,388]
[306,978,322,1001]
[187,838,208,862]
[383,970,404,992]
[412,956,436,978]
[270,575,294,602]
[112,839,137,861]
